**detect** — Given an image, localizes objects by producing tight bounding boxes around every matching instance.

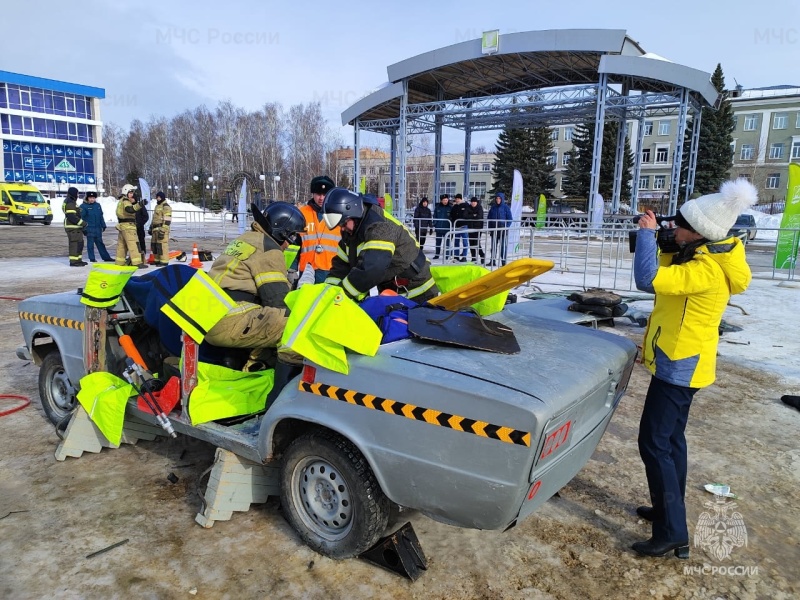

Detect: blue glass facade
[0,73,104,187]
[2,139,95,185]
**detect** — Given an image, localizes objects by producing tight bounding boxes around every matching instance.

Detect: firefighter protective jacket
[208,230,290,308]
[325,205,438,301]
[152,200,172,232]
[298,200,340,272]
[63,197,86,230]
[116,197,141,230]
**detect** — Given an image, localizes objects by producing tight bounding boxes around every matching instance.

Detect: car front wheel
[38,351,78,426]
[280,430,389,559]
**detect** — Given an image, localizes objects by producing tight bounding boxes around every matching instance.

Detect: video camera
[628,215,681,254]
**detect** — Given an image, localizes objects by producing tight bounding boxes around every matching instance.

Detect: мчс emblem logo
[694,497,747,560]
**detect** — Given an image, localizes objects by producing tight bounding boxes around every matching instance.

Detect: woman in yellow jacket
[631,179,757,559]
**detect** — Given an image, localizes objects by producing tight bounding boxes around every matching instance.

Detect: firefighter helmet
[322,187,365,229]
[251,202,306,244]
[121,183,137,195]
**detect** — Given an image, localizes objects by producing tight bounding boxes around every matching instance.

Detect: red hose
[0,296,24,301]
[0,395,31,417]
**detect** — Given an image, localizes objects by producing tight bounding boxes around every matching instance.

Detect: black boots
[631,538,689,559]
[70,260,87,267]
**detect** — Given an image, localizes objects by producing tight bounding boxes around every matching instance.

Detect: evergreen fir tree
[491,122,555,204]
[561,120,634,203]
[680,63,735,198]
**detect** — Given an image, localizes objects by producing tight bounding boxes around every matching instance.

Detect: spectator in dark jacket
[135,198,149,256]
[449,193,469,261]
[413,197,433,248]
[487,192,513,266]
[80,191,112,262]
[464,196,486,263]
[432,194,451,260]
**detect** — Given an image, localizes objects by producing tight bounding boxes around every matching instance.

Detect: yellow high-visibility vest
[161,270,236,343]
[80,264,139,308]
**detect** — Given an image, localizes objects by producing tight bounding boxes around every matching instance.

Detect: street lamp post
[259,172,281,203]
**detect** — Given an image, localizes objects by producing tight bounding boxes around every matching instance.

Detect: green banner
[536,193,547,228]
[773,163,800,269]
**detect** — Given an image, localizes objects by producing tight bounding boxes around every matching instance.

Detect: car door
[0,191,11,222]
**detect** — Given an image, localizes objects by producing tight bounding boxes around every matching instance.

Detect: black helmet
[310,175,336,195]
[251,201,306,244]
[322,187,365,228]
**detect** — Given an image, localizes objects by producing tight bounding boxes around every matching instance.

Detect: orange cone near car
[188,243,203,268]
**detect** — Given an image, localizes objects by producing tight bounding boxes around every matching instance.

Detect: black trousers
[66,229,84,263]
[136,226,146,255]
[638,376,698,542]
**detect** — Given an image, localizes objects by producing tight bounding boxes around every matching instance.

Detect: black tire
[43,219,52,225]
[9,213,18,226]
[38,351,78,426]
[280,430,389,559]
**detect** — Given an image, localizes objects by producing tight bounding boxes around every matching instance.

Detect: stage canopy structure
[341,29,719,218]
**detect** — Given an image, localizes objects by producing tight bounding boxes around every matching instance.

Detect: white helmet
[121,184,137,195]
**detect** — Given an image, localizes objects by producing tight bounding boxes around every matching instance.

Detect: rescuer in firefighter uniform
[115,183,147,268]
[322,187,439,303]
[205,202,306,367]
[149,191,172,266]
[298,175,339,284]
[63,186,87,266]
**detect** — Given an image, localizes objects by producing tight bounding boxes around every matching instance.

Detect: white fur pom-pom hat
[679,179,759,242]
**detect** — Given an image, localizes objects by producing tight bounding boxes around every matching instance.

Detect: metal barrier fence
[163,211,798,289]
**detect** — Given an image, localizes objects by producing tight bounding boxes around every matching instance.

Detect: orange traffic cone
[188,243,203,268]
[147,252,155,264]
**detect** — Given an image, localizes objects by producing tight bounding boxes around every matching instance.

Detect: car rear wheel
[280,430,389,559]
[38,351,78,426]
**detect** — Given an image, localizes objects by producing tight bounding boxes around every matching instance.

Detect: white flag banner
[138,178,152,229]
[507,169,524,257]
[237,179,247,235]
[591,192,604,229]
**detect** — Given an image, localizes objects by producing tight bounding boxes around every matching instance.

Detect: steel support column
[668,88,690,215]
[389,131,397,202]
[611,113,628,212]
[588,73,609,215]
[433,113,443,201]
[398,80,408,220]
[463,124,472,197]
[684,108,702,204]
[631,117,646,214]
[353,121,361,193]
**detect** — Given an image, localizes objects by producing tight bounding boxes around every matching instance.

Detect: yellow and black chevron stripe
[298,381,531,447]
[19,311,84,331]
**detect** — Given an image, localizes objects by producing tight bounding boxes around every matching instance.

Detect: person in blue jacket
[79,191,112,262]
[486,192,512,266]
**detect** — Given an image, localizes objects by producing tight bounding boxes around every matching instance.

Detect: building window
[658,121,670,136]
[368,167,375,175]
[766,173,780,189]
[791,140,800,159]
[641,148,651,163]
[562,153,570,166]
[769,143,784,159]
[773,113,788,129]
[738,173,752,182]
[653,175,667,190]
[550,128,559,141]
[547,150,557,166]
[439,181,456,196]
[643,121,653,136]
[730,141,736,156]
[732,116,738,130]
[638,175,650,190]
[447,164,455,172]
[564,126,573,141]
[655,147,669,163]
[482,163,490,171]
[468,181,487,198]
[470,163,479,171]
[360,167,366,176]
[743,114,758,131]
[458,164,464,171]
[797,112,800,128]
[740,144,754,160]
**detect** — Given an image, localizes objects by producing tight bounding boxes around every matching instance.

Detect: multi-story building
[729,86,800,204]
[0,70,105,196]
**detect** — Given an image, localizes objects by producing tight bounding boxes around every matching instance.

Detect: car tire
[43,219,52,225]
[38,351,78,426]
[280,430,390,559]
[9,213,18,226]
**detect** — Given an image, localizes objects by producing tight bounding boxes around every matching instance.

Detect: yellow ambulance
[0,182,53,225]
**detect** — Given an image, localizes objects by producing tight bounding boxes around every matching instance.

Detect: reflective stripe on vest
[284,245,300,270]
[160,270,237,343]
[80,264,139,307]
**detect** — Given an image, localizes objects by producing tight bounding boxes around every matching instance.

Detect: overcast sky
[3,0,798,152]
